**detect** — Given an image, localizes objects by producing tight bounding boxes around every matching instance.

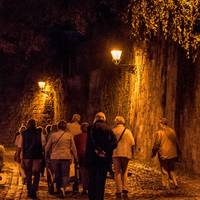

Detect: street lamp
[38,81,51,96]
[111,49,136,73]
[38,81,46,90]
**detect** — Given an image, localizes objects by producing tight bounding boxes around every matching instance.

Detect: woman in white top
[45,120,78,198]
[112,116,135,198]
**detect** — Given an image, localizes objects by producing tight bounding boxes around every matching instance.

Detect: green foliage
[126,0,200,60]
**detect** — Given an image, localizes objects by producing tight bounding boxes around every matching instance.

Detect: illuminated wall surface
[0,41,200,175]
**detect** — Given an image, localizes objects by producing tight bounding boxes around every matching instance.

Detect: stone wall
[0,38,200,175]
[92,41,178,160]
[175,55,200,175]
[0,73,65,144]
[86,41,200,175]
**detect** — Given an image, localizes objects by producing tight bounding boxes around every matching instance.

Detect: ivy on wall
[125,0,200,60]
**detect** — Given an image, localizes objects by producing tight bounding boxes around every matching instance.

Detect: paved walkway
[0,147,200,200]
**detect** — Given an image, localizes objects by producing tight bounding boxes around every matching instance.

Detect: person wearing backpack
[112,116,135,198]
[45,120,78,198]
[85,112,117,200]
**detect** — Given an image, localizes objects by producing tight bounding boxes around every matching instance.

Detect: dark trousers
[88,166,108,200]
[51,159,70,190]
[23,159,42,193]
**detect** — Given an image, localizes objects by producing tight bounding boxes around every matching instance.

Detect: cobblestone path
[0,147,200,200]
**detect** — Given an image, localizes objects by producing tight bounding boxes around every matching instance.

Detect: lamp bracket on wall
[115,63,136,74]
[111,49,136,74]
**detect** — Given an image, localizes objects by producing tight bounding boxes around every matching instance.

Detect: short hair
[19,126,26,133]
[81,122,89,132]
[45,125,52,134]
[51,124,58,132]
[71,114,81,122]
[37,126,43,133]
[58,120,67,130]
[114,116,125,125]
[160,117,168,125]
[93,112,106,123]
[27,119,36,128]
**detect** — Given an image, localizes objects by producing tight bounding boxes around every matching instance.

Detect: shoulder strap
[117,128,126,144]
[53,131,65,149]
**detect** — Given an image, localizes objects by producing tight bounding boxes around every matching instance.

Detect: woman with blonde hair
[112,116,135,198]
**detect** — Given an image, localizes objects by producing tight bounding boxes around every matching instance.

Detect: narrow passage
[0,147,200,200]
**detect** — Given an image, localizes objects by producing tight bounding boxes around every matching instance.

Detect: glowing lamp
[38,81,46,89]
[111,49,122,65]
[110,49,136,73]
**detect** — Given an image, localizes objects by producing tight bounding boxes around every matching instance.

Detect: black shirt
[22,127,43,159]
[85,120,117,168]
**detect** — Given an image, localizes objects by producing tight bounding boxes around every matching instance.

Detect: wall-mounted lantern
[111,49,136,73]
[38,81,46,90]
[38,81,51,96]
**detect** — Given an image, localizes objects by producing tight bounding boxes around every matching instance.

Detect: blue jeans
[51,159,70,190]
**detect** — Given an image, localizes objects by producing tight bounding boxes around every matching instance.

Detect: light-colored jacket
[153,125,178,159]
[67,122,81,137]
[112,124,135,159]
[45,130,78,160]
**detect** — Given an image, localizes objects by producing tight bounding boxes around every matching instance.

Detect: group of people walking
[14,112,181,200]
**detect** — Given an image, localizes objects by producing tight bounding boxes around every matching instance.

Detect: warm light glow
[111,49,122,64]
[38,81,46,89]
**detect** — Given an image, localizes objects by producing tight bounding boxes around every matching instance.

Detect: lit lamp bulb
[111,49,122,65]
[38,81,46,89]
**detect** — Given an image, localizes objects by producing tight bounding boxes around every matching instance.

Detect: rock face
[85,41,200,175]
[0,70,66,143]
[0,40,200,175]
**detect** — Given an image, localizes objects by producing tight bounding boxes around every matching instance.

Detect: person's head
[114,116,125,125]
[51,124,58,132]
[81,122,89,133]
[58,120,67,131]
[93,112,106,123]
[27,119,36,129]
[19,125,26,133]
[45,125,52,135]
[159,117,168,126]
[37,126,43,133]
[71,114,81,123]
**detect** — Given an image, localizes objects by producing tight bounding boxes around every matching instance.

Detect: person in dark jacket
[17,119,46,199]
[85,112,117,200]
